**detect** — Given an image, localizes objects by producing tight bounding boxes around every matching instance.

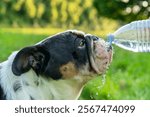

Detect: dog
[0,30,113,100]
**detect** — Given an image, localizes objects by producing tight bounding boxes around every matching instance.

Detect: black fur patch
[13,81,22,92]
[12,46,50,76]
[30,96,35,100]
[0,65,6,100]
[12,31,94,80]
[0,85,6,100]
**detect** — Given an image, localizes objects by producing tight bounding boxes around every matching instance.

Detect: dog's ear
[12,46,49,76]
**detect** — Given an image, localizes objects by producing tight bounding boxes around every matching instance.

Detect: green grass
[81,47,150,100]
[0,32,48,61]
[1,28,150,100]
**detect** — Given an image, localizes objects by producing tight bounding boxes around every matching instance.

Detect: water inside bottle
[108,19,150,52]
[113,39,150,52]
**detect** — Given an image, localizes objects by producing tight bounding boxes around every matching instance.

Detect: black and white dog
[0,30,112,100]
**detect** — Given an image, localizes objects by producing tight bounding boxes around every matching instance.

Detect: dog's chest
[0,69,83,100]
[16,75,83,100]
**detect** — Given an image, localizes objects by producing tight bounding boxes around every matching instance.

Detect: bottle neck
[107,34,114,45]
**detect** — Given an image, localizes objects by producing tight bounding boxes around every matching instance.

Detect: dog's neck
[18,70,86,100]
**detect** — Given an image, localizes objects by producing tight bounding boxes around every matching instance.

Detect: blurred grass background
[0,0,150,99]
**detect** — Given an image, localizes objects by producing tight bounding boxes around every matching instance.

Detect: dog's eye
[79,40,85,47]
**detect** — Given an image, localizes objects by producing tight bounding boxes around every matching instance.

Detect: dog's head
[12,30,113,80]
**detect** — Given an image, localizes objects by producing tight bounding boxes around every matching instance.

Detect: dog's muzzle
[85,35,113,74]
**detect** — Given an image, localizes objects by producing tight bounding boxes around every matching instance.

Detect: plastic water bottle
[108,19,150,52]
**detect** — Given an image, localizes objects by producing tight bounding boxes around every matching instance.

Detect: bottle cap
[107,34,114,45]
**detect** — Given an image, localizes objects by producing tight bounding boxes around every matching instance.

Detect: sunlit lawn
[81,47,150,100]
[1,28,150,100]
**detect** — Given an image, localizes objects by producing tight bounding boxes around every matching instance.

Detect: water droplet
[90,94,94,99]
[102,74,106,85]
[96,92,99,96]
[97,86,101,89]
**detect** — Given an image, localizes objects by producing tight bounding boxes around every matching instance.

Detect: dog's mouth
[85,35,113,75]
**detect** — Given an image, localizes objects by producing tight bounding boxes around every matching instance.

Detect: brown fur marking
[60,62,78,79]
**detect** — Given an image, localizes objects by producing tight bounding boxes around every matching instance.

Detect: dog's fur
[0,30,112,100]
